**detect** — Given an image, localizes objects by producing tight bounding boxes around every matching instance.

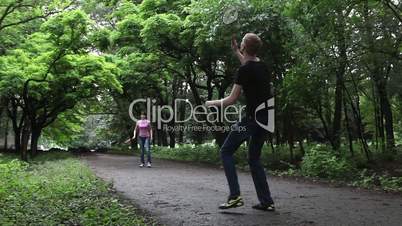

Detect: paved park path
[83,154,402,226]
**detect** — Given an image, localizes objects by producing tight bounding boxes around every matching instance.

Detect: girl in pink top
[133,113,153,167]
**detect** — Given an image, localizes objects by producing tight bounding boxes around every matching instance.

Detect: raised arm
[232,35,246,65]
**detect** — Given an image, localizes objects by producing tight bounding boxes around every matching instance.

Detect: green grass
[0,152,154,226]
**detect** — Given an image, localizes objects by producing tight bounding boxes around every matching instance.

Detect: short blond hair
[242,33,262,55]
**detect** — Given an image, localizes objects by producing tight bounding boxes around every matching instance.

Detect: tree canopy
[0,0,401,162]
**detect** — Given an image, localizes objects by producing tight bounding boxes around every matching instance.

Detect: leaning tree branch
[0,2,15,28]
[0,0,76,32]
[381,0,402,23]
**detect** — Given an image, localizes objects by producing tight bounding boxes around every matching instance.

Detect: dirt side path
[83,154,402,226]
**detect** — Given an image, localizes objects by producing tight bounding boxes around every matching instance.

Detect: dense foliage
[0,0,401,185]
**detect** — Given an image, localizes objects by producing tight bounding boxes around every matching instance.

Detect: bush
[379,176,402,192]
[152,142,303,170]
[350,169,402,192]
[152,143,221,164]
[301,145,356,179]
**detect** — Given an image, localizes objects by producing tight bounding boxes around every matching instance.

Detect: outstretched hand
[205,100,215,107]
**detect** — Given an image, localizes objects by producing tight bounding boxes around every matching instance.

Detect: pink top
[137,119,151,138]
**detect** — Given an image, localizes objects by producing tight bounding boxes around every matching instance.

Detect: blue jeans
[139,136,151,164]
[220,117,274,205]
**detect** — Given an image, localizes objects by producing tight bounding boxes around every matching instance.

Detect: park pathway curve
[83,154,402,226]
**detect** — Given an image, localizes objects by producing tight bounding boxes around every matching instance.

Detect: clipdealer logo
[254,98,275,133]
[128,98,274,132]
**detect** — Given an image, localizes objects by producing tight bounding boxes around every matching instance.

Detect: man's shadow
[219,210,279,216]
[219,211,247,216]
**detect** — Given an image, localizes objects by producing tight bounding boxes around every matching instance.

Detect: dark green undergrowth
[0,152,154,226]
[151,143,304,170]
[152,142,402,192]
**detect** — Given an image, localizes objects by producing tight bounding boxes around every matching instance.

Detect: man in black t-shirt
[205,33,275,211]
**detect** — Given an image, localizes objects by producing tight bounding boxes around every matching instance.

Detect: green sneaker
[219,196,244,209]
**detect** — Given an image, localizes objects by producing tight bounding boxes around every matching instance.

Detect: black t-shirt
[234,61,272,119]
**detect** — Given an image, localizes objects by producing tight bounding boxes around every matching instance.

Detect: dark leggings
[220,118,274,204]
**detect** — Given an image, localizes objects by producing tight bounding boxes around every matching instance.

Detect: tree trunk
[315,102,333,147]
[6,97,29,155]
[343,96,354,157]
[343,85,371,161]
[10,113,21,153]
[332,78,343,150]
[284,108,294,161]
[268,134,275,153]
[178,101,185,143]
[372,82,381,152]
[378,84,395,151]
[3,117,8,150]
[298,138,305,156]
[161,130,168,146]
[156,128,168,146]
[14,128,21,152]
[332,9,348,151]
[30,128,42,157]
[363,0,395,152]
[169,131,176,148]
[20,119,30,161]
[168,75,178,148]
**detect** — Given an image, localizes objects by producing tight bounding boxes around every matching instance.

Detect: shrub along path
[83,154,402,226]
